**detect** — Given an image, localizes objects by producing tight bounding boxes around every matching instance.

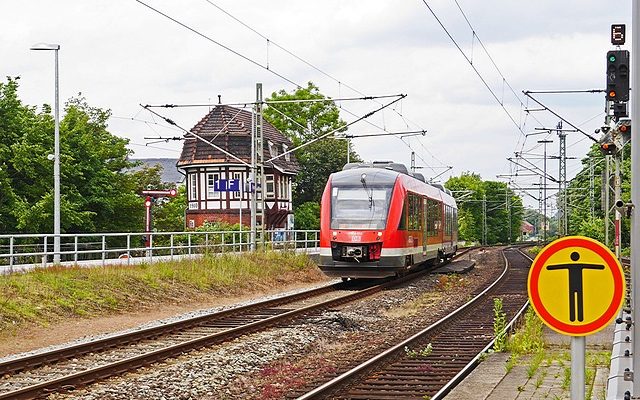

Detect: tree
[565,141,631,248]
[153,185,187,232]
[445,172,484,242]
[0,77,153,234]
[263,82,361,207]
[294,202,320,230]
[445,172,523,245]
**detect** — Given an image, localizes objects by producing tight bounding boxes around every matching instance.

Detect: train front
[318,168,403,279]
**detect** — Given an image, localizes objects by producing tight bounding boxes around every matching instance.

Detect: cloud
[2,0,631,209]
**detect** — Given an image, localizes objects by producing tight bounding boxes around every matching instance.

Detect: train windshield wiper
[360,173,374,209]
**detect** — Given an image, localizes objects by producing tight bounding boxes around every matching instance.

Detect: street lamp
[31,42,61,264]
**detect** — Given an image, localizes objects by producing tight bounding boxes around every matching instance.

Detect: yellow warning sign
[528,236,625,336]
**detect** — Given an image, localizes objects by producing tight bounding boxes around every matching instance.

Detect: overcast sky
[1,1,632,210]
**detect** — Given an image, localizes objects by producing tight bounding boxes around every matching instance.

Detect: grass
[383,292,441,318]
[528,246,542,257]
[0,251,323,334]
[493,297,507,352]
[526,351,545,379]
[506,307,545,355]
[500,307,612,397]
[503,307,545,375]
[383,275,465,319]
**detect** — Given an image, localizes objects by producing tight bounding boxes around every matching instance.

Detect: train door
[422,196,427,255]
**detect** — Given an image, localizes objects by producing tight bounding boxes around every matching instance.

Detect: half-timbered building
[177,105,299,229]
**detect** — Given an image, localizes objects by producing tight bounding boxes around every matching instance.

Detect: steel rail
[0,250,472,399]
[0,282,342,377]
[430,247,533,399]
[296,246,529,399]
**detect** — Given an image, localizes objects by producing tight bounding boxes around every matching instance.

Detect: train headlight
[332,231,337,240]
[377,231,382,240]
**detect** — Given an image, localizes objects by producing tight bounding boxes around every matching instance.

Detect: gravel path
[47,248,504,400]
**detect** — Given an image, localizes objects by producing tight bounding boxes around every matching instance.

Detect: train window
[407,194,423,231]
[331,186,393,229]
[453,209,458,235]
[427,199,440,236]
[445,206,453,235]
[444,206,448,235]
[398,200,407,230]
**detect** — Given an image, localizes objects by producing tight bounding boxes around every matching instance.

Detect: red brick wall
[186,211,250,229]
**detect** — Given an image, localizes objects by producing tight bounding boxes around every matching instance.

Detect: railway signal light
[606,50,630,102]
[611,24,626,45]
[600,142,617,156]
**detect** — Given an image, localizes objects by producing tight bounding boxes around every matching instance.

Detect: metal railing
[0,230,320,270]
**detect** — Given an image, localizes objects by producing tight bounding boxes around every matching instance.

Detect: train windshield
[330,186,393,230]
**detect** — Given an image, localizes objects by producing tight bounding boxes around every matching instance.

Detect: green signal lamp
[609,55,617,63]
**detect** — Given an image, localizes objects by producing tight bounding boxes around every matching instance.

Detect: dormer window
[268,141,277,158]
[283,144,290,161]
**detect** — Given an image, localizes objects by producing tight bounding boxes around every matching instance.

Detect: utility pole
[557,121,568,236]
[505,188,511,243]
[250,83,265,251]
[589,159,595,219]
[604,155,612,247]
[538,177,543,243]
[632,2,640,392]
[482,194,487,245]
[538,139,553,242]
[346,138,350,164]
[614,154,622,257]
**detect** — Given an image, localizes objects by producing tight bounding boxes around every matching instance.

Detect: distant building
[521,220,534,238]
[177,105,299,229]
[129,158,184,186]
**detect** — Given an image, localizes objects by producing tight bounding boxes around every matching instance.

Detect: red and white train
[319,162,458,279]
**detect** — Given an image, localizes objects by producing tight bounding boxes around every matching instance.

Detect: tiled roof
[177,105,299,174]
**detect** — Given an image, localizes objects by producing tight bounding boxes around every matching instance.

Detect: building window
[282,144,290,162]
[207,172,221,199]
[265,175,275,199]
[189,173,198,201]
[233,172,242,199]
[268,141,277,158]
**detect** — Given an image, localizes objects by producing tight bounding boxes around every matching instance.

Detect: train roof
[333,163,456,207]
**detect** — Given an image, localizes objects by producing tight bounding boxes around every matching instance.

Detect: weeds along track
[0,250,472,400]
[296,247,531,400]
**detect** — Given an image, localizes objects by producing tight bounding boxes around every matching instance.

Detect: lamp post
[31,43,61,264]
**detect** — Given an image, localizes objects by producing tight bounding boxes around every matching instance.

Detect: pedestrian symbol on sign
[545,251,605,322]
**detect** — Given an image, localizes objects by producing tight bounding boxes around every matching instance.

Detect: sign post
[527,236,625,399]
[141,189,178,248]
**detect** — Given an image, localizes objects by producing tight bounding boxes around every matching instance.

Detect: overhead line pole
[538,139,553,242]
[633,1,640,391]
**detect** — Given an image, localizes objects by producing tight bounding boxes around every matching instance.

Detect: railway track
[0,250,471,399]
[295,246,531,400]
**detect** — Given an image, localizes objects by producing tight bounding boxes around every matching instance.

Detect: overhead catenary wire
[419,0,536,137]
[267,95,407,163]
[135,0,445,169]
[134,0,300,88]
[143,95,402,109]
[140,95,405,169]
[199,0,431,137]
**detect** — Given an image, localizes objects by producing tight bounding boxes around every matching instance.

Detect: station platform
[444,323,614,400]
